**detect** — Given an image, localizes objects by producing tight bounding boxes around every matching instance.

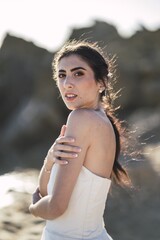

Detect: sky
[0,0,160,51]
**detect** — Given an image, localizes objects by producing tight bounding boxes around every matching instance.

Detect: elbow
[29,204,37,217]
[47,199,68,220]
[57,204,67,216]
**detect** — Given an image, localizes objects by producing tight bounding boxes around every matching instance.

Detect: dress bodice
[41,163,112,240]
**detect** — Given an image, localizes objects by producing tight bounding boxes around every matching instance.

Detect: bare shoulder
[66,109,95,132]
[65,108,114,142]
[67,108,94,123]
[68,109,113,130]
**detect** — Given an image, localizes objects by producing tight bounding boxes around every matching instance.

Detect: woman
[29,40,129,240]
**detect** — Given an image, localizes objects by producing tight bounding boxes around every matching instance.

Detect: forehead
[58,54,90,70]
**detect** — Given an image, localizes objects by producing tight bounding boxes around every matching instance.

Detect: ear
[98,80,105,93]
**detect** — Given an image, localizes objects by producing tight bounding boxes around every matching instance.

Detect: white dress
[41,164,113,240]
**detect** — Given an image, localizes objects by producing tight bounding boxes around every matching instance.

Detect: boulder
[0,21,160,172]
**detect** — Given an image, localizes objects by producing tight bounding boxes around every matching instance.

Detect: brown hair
[53,40,130,185]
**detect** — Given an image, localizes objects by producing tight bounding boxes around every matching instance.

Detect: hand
[32,187,42,204]
[45,125,81,165]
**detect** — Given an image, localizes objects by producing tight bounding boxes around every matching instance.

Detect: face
[57,55,102,110]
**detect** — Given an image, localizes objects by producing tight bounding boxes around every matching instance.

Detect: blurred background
[0,0,160,239]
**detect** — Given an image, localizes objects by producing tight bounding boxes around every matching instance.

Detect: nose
[63,76,74,89]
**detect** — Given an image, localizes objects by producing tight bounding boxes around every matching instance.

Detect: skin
[57,55,102,110]
[29,55,116,220]
[37,125,81,197]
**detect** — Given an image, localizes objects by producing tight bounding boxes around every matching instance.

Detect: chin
[66,104,79,111]
[67,107,75,110]
[65,104,76,110]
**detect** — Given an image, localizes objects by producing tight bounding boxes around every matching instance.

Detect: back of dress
[41,163,113,240]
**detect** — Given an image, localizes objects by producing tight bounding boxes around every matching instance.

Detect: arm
[38,125,66,197]
[38,125,81,197]
[29,109,91,220]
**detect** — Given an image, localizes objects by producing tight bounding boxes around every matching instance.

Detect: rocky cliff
[0,34,68,171]
[0,20,160,172]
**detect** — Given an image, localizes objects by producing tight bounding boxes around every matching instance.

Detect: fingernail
[73,154,78,157]
[63,161,68,164]
[78,148,81,152]
[70,138,75,142]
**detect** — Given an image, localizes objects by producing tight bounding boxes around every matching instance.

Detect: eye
[58,73,66,79]
[74,71,84,77]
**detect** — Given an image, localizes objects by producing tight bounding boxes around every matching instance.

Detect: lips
[65,93,78,101]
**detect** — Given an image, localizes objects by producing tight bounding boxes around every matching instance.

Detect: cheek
[83,76,96,86]
[57,82,63,92]
[86,79,99,93]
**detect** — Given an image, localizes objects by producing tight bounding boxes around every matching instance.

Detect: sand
[0,153,160,240]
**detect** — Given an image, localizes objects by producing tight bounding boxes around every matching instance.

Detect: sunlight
[0,0,159,51]
[0,171,38,208]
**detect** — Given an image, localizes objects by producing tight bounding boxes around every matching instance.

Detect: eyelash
[58,73,66,79]
[58,71,84,79]
[74,71,84,77]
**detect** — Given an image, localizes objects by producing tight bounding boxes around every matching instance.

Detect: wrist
[43,158,54,173]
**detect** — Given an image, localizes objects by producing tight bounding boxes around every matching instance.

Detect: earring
[99,88,104,93]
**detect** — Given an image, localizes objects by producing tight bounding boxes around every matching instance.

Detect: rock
[144,143,160,176]
[127,107,160,144]
[69,20,121,44]
[0,22,160,172]
[69,22,160,111]
[1,22,160,240]
[0,34,68,172]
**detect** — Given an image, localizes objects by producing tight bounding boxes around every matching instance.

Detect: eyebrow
[58,67,86,72]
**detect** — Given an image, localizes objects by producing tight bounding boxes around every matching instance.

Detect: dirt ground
[0,156,160,240]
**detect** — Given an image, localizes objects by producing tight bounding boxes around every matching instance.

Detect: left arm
[29,109,91,220]
[29,194,65,219]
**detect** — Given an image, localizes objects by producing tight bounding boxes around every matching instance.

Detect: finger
[56,136,75,144]
[55,143,81,153]
[54,158,68,165]
[32,190,41,203]
[33,187,39,194]
[54,150,78,159]
[59,125,66,137]
[35,187,40,193]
